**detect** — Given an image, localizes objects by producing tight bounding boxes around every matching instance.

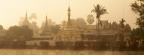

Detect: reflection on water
[0,49,143,55]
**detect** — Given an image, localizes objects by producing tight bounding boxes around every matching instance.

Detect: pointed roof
[45,15,48,26]
[68,6,71,11]
[25,10,27,20]
[66,6,72,26]
[22,11,30,26]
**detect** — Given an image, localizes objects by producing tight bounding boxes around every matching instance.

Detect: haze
[0,0,138,29]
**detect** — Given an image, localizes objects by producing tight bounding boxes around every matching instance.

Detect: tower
[64,6,74,31]
[67,6,72,26]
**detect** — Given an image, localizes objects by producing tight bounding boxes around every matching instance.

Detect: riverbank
[0,40,143,51]
[0,49,143,55]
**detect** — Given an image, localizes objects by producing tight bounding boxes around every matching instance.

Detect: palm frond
[91,9,95,13]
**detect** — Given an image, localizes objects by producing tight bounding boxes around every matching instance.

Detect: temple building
[83,20,132,42]
[39,15,54,37]
[53,6,81,41]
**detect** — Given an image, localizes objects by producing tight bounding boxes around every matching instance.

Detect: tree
[131,28,144,39]
[119,18,126,28]
[6,25,33,41]
[31,21,39,35]
[91,4,108,38]
[51,25,60,34]
[76,18,87,29]
[131,0,144,39]
[40,18,56,32]
[0,25,3,30]
[70,18,87,30]
[119,18,126,41]
[131,0,144,28]
[87,14,94,25]
[61,20,66,27]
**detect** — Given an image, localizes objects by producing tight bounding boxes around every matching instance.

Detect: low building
[84,20,131,42]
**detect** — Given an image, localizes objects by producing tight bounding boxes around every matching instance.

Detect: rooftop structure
[53,6,81,41]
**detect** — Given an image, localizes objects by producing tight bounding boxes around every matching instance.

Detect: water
[0,49,143,55]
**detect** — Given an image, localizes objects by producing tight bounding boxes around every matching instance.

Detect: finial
[46,14,47,19]
[25,10,27,19]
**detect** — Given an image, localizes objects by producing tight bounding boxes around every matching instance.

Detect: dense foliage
[131,0,144,39]
[6,25,33,41]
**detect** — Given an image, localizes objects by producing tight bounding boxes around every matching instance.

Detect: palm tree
[91,4,108,40]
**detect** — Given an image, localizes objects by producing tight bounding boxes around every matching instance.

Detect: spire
[25,10,27,20]
[45,15,48,27]
[67,6,72,26]
[22,10,30,26]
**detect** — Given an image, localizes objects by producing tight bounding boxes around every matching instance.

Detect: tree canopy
[132,28,144,39]
[131,0,144,29]
[71,18,87,29]
[91,4,108,37]
[6,25,33,41]
[87,14,94,25]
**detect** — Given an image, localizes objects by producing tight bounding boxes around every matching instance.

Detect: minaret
[66,6,72,26]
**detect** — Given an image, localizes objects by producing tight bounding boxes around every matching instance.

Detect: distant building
[84,20,131,41]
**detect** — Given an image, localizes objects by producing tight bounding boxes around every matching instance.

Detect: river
[0,49,143,55]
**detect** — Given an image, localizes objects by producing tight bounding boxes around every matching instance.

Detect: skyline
[0,0,138,29]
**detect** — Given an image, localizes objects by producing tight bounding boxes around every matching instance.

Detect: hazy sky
[0,0,138,29]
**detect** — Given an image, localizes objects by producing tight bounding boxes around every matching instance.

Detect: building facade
[83,20,131,42]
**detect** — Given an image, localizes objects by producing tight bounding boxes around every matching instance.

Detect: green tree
[131,0,144,39]
[6,25,33,41]
[132,28,144,39]
[91,4,108,38]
